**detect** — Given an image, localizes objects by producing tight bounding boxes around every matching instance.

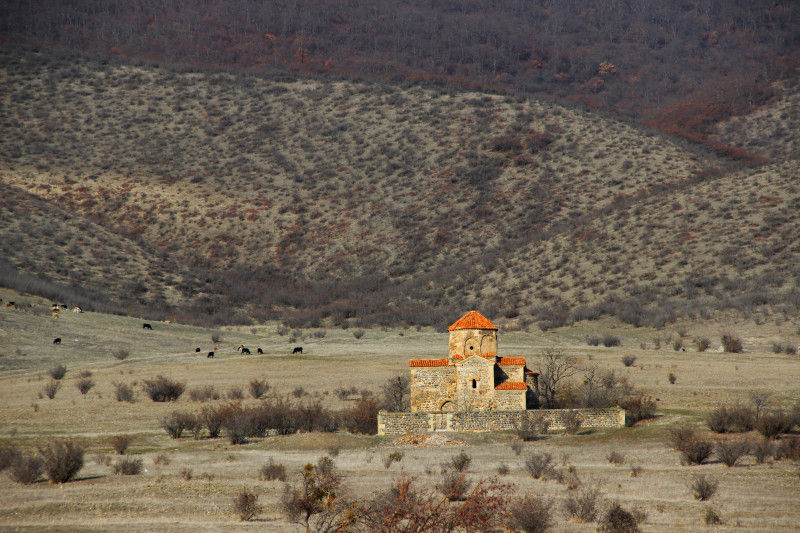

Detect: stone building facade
[409,311,538,412]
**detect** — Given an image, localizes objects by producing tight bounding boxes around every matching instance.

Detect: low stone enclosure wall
[377,408,626,436]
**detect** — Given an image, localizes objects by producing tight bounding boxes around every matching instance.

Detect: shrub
[509,494,552,532]
[384,450,404,469]
[755,410,793,439]
[188,385,219,402]
[672,340,683,351]
[715,438,749,467]
[620,395,657,426]
[0,445,21,472]
[342,395,379,435]
[160,411,198,439]
[563,485,601,522]
[48,364,67,380]
[436,471,472,501]
[113,382,135,402]
[525,453,555,480]
[599,502,640,533]
[142,375,185,402]
[352,329,365,339]
[629,465,642,477]
[153,452,171,465]
[689,474,718,501]
[210,333,221,343]
[696,338,711,352]
[39,440,84,484]
[112,349,129,360]
[447,450,472,472]
[109,435,132,455]
[381,375,410,412]
[721,334,743,353]
[76,377,94,395]
[248,378,270,399]
[233,489,261,521]
[259,459,287,481]
[516,416,549,441]
[200,404,227,438]
[560,410,582,434]
[606,451,625,466]
[669,426,713,465]
[9,454,43,484]
[703,507,723,525]
[751,438,775,463]
[180,468,193,480]
[621,355,636,367]
[706,404,756,433]
[113,456,143,475]
[775,436,800,461]
[587,336,600,346]
[602,335,621,347]
[227,387,244,400]
[42,379,60,399]
[668,372,677,384]
[497,463,510,476]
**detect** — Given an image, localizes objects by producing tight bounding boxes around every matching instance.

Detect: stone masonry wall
[410,366,456,412]
[378,408,626,436]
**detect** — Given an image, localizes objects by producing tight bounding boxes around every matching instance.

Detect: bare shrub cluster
[669,426,713,465]
[142,375,185,402]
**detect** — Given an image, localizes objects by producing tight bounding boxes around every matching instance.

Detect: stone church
[409,311,538,412]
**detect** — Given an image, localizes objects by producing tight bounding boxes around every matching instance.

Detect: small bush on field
[0,445,21,472]
[563,485,601,523]
[9,454,43,484]
[109,435,132,455]
[751,438,775,463]
[180,468,193,481]
[669,426,713,465]
[200,404,227,438]
[352,329,365,339]
[39,440,84,484]
[721,334,743,353]
[704,507,723,525]
[715,438,749,467]
[160,411,198,439]
[621,355,636,367]
[112,381,135,402]
[689,474,718,501]
[509,494,552,532]
[259,458,287,481]
[153,452,170,465]
[342,395,379,435]
[599,502,640,533]
[756,410,794,439]
[629,465,642,477]
[511,441,524,455]
[775,436,800,461]
[706,403,755,433]
[112,349,129,360]
[447,450,472,472]
[516,416,549,441]
[142,375,185,402]
[233,489,261,521]
[602,335,621,347]
[696,338,711,352]
[48,364,67,380]
[42,379,60,399]
[525,453,555,480]
[587,336,600,346]
[560,410,582,434]
[249,378,269,399]
[607,451,625,465]
[497,463,510,476]
[436,470,472,501]
[210,333,221,343]
[188,385,219,402]
[668,372,677,384]
[672,340,683,351]
[113,456,143,475]
[620,395,657,426]
[227,387,244,400]
[76,377,94,395]
[384,450,404,469]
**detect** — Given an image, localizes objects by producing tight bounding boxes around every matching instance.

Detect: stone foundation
[378,408,626,435]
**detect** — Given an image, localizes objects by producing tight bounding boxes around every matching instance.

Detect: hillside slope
[1,49,798,327]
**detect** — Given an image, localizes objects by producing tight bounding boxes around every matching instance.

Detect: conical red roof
[447,311,498,331]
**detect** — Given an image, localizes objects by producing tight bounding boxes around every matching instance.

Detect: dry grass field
[1,287,798,531]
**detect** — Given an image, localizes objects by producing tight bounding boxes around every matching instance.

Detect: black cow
[53,337,61,345]
[207,351,215,358]
[242,347,251,355]
[142,323,152,330]
[257,348,263,354]
[195,347,201,352]
[292,346,303,354]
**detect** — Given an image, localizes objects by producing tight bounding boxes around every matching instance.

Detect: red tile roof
[409,358,451,367]
[495,381,528,390]
[498,357,526,366]
[525,369,540,375]
[448,311,498,331]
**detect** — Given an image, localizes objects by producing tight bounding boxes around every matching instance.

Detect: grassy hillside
[1,48,799,328]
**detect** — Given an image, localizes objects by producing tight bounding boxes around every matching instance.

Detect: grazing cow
[142,323,152,330]
[53,337,61,345]
[257,348,263,354]
[59,304,68,309]
[6,301,15,307]
[237,344,245,353]
[242,347,251,355]
[195,347,201,352]
[207,351,215,358]
[292,346,303,355]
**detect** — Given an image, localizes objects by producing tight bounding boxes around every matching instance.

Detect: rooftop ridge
[447,310,498,331]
